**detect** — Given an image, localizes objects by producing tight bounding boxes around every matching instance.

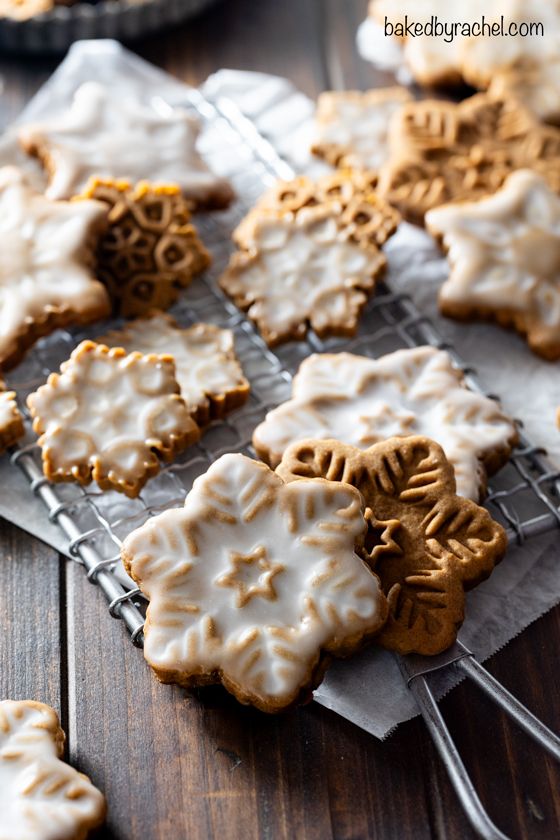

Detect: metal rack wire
[6,84,560,649]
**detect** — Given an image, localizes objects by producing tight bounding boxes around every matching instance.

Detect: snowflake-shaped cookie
[98,312,250,425]
[0,382,24,454]
[252,346,518,501]
[427,170,560,360]
[19,82,234,209]
[121,453,388,712]
[378,93,560,225]
[0,700,105,840]
[312,87,413,170]
[0,166,109,372]
[27,340,200,497]
[278,436,507,655]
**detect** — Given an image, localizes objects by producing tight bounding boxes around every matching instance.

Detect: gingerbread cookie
[0,166,109,372]
[427,170,560,360]
[0,699,105,840]
[311,87,413,171]
[378,93,560,225]
[252,347,518,501]
[19,81,234,208]
[278,436,507,655]
[97,312,250,426]
[0,383,24,454]
[75,178,211,317]
[121,453,388,712]
[27,340,200,497]
[221,171,400,346]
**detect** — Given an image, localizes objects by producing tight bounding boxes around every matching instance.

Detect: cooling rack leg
[407,675,511,840]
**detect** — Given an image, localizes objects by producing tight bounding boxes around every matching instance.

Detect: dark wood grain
[0,1,559,838]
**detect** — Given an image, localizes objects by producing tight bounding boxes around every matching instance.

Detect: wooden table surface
[1,1,559,838]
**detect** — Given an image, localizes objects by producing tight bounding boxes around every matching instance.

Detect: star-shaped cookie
[0,166,109,372]
[19,82,234,209]
[252,346,518,501]
[427,169,560,360]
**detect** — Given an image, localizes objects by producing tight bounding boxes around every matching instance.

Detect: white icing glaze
[426,170,560,353]
[18,82,233,205]
[489,57,560,124]
[0,700,105,840]
[122,453,386,710]
[221,205,385,344]
[252,346,517,501]
[0,166,108,369]
[0,390,19,430]
[97,314,248,419]
[313,88,412,169]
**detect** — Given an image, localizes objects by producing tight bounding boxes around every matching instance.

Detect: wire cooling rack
[6,85,560,647]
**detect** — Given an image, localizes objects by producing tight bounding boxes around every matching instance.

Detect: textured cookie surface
[0,383,24,454]
[0,166,109,372]
[252,347,517,501]
[76,178,211,317]
[0,699,106,840]
[18,82,233,208]
[121,453,388,712]
[98,312,250,426]
[27,340,200,497]
[427,170,560,360]
[278,436,507,655]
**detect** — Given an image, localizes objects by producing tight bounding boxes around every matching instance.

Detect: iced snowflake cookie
[75,178,211,317]
[426,170,560,360]
[0,166,109,372]
[121,453,388,712]
[18,81,234,208]
[0,382,24,454]
[378,94,560,225]
[27,340,200,497]
[0,700,105,840]
[221,171,400,346]
[97,312,250,426]
[278,436,507,655]
[311,87,413,171]
[252,347,518,501]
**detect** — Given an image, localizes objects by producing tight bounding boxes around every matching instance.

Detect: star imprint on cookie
[121,453,388,712]
[27,340,200,497]
[252,346,518,501]
[0,699,106,840]
[277,436,507,655]
[0,166,109,372]
[427,170,560,360]
[97,312,249,426]
[19,81,234,208]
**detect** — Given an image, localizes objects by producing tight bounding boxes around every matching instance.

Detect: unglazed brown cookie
[221,170,400,346]
[426,169,560,360]
[97,312,250,426]
[0,166,109,372]
[0,699,106,839]
[0,383,24,454]
[378,93,560,225]
[27,340,200,497]
[121,453,388,712]
[277,436,507,655]
[75,178,211,317]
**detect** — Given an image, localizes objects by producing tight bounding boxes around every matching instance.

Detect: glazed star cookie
[0,166,109,372]
[0,700,105,840]
[121,453,388,712]
[378,93,560,225]
[426,170,560,360]
[311,87,413,171]
[27,340,200,497]
[221,170,400,346]
[0,382,24,454]
[18,81,234,208]
[252,347,518,501]
[277,436,507,655]
[97,312,250,426]
[74,178,211,317]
